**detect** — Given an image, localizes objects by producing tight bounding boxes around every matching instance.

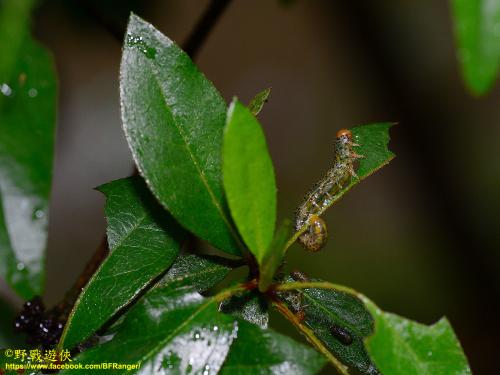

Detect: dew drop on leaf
[126,33,157,59]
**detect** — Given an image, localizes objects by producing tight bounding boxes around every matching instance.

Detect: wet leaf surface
[59,177,185,350]
[0,0,57,298]
[120,14,241,256]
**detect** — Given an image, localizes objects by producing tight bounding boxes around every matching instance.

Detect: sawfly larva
[295,129,362,252]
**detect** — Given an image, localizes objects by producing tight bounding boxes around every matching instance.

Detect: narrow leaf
[223,99,277,263]
[59,177,185,350]
[451,0,500,95]
[248,88,271,116]
[258,219,293,292]
[364,298,472,375]
[220,320,327,375]
[0,0,57,298]
[120,14,241,255]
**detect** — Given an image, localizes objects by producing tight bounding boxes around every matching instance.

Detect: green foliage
[220,290,269,328]
[219,320,326,375]
[0,9,474,375]
[451,0,500,95]
[120,14,241,256]
[223,99,277,263]
[63,282,323,375]
[0,0,56,298]
[157,253,232,292]
[59,177,186,350]
[248,88,271,116]
[365,298,471,375]
[285,279,379,374]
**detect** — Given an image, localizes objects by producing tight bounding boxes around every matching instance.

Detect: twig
[182,0,233,59]
[272,298,350,374]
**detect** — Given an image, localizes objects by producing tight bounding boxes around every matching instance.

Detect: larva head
[336,128,352,141]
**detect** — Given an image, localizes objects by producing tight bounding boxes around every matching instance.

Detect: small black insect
[330,324,353,345]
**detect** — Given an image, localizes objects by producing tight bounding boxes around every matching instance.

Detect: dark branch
[182,0,233,59]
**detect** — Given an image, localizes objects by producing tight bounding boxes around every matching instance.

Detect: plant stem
[274,281,361,297]
[272,298,350,374]
[213,279,257,302]
[183,0,233,59]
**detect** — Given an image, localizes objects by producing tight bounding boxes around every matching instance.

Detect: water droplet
[17,262,25,271]
[1,83,12,96]
[28,88,38,98]
[192,330,201,341]
[33,209,45,220]
[162,351,180,369]
[212,325,218,332]
[126,33,157,59]
[203,364,210,375]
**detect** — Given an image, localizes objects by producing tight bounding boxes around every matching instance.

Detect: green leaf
[220,290,269,328]
[451,0,500,95]
[219,320,327,375]
[248,88,271,116]
[0,0,34,81]
[223,99,277,263]
[157,253,232,292]
[62,285,239,375]
[67,283,324,375]
[0,0,57,298]
[258,219,293,292]
[59,177,186,350]
[280,278,379,374]
[364,298,472,375]
[120,14,241,256]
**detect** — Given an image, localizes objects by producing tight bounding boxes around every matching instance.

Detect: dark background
[1,1,499,373]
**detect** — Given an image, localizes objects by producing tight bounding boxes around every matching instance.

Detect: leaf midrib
[147,59,242,253]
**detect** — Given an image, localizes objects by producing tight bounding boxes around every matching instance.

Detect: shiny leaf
[0,0,57,298]
[157,253,232,292]
[120,14,241,255]
[365,298,471,375]
[62,285,238,375]
[59,177,185,350]
[248,88,271,116]
[220,320,326,375]
[281,278,379,374]
[223,99,277,263]
[451,0,500,95]
[220,290,269,328]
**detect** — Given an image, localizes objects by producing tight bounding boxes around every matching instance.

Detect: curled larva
[297,215,327,252]
[295,129,362,252]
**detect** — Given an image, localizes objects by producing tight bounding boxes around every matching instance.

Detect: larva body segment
[295,129,361,252]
